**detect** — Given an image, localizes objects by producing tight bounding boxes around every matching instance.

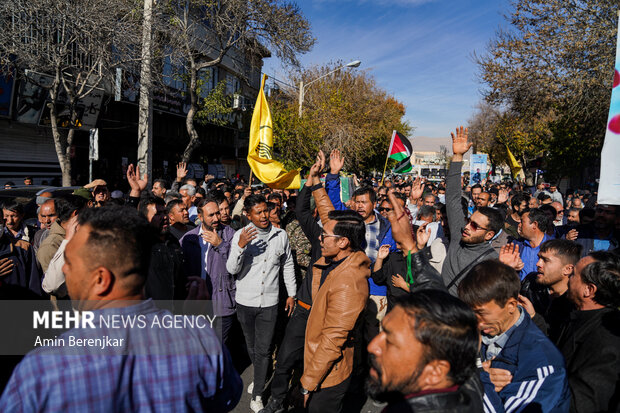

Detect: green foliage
[270,65,412,173]
[194,79,233,127]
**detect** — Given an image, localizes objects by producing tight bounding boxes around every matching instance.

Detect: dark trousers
[270,305,310,401]
[308,376,351,413]
[236,303,279,398]
[220,314,235,346]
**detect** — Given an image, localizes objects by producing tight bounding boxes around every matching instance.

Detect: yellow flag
[505,144,524,179]
[247,74,300,189]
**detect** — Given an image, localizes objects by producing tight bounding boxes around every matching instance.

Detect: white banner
[598,12,620,205]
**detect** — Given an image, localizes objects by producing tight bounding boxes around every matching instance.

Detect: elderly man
[558,251,620,412]
[0,205,242,411]
[366,290,484,411]
[32,199,57,254]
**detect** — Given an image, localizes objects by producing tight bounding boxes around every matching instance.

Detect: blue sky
[263,0,510,138]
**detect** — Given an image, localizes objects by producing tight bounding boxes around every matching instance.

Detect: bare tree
[159,0,315,163]
[0,0,141,185]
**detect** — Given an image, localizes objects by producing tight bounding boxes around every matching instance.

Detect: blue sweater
[325,173,397,296]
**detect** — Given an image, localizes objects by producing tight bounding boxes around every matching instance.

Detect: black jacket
[556,307,620,413]
[144,234,186,309]
[383,373,485,413]
[520,273,574,342]
[371,247,446,311]
[295,182,324,306]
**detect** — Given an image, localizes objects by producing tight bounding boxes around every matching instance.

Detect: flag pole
[380,130,397,186]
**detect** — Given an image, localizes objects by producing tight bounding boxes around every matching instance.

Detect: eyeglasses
[465,217,489,232]
[377,207,393,212]
[319,232,343,242]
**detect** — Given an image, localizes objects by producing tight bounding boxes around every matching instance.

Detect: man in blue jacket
[180,196,236,344]
[458,259,570,413]
[323,150,397,340]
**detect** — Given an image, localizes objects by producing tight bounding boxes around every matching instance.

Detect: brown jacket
[300,187,370,391]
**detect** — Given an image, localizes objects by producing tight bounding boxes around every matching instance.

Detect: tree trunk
[182,65,201,163]
[48,79,72,186]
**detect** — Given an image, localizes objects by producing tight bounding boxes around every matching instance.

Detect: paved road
[232,365,385,413]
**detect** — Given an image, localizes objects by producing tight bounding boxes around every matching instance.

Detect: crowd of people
[0,126,618,413]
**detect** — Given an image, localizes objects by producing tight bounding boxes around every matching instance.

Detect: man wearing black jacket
[557,250,620,412]
[260,163,325,413]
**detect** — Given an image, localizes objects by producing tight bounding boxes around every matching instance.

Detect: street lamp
[298,60,361,117]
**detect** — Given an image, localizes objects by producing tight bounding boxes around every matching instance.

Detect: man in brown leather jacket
[299,155,370,413]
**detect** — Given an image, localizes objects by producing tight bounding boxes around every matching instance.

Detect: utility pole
[137,0,154,183]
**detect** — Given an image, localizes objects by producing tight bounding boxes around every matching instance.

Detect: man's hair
[137,194,165,218]
[1,200,24,215]
[353,186,376,204]
[165,199,185,213]
[153,179,168,189]
[78,205,156,290]
[511,192,529,210]
[54,194,88,223]
[243,194,267,213]
[394,290,478,385]
[536,192,551,203]
[458,260,520,308]
[582,251,620,308]
[539,204,557,222]
[423,193,436,203]
[267,193,283,204]
[266,201,279,212]
[208,190,227,205]
[539,239,582,266]
[528,208,551,233]
[196,196,219,214]
[471,184,482,191]
[179,184,196,197]
[328,210,365,252]
[476,207,504,235]
[418,205,435,220]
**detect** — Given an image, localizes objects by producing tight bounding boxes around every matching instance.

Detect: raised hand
[386,190,416,253]
[238,226,258,248]
[499,243,524,271]
[176,162,188,182]
[377,244,391,261]
[498,188,509,204]
[451,126,472,158]
[416,222,431,249]
[307,150,325,185]
[243,186,252,199]
[410,177,424,201]
[127,164,148,196]
[329,149,345,175]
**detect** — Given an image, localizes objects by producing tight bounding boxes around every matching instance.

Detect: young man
[505,192,529,239]
[442,127,504,294]
[166,199,195,241]
[324,149,397,340]
[558,251,620,412]
[513,208,553,280]
[299,158,370,413]
[366,290,484,412]
[519,239,581,341]
[0,205,242,411]
[2,201,37,243]
[458,260,570,413]
[180,197,236,343]
[226,195,296,412]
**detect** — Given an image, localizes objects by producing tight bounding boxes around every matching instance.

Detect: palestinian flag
[388,130,413,173]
